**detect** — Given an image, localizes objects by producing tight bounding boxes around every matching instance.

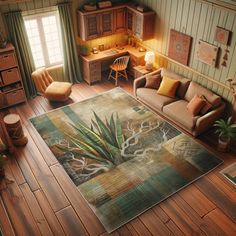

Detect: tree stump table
[3,114,28,146]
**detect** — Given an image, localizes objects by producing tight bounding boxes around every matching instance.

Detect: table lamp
[144,51,155,70]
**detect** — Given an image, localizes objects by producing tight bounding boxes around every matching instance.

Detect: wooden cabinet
[113,8,126,33]
[78,4,155,41]
[100,11,113,36]
[85,14,100,40]
[129,8,156,40]
[81,58,101,85]
[78,10,113,40]
[128,53,145,77]
[0,44,26,109]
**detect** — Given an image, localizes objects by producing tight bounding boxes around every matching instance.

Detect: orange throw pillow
[187,95,206,116]
[157,76,179,98]
[145,74,162,89]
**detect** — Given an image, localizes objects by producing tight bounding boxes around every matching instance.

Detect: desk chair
[32,68,72,102]
[108,56,130,86]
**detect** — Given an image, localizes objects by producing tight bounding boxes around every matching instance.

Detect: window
[24,12,63,69]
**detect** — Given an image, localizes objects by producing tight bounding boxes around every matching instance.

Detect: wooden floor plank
[50,163,105,236]
[178,184,216,217]
[1,182,40,236]
[34,189,65,236]
[165,220,185,236]
[139,209,173,235]
[129,218,152,236]
[20,183,53,236]
[0,196,15,236]
[203,208,236,235]
[195,177,236,222]
[56,206,89,236]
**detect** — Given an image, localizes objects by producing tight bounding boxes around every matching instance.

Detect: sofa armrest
[133,68,162,97]
[194,102,226,136]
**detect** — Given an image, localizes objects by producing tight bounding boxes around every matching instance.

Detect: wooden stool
[3,114,28,146]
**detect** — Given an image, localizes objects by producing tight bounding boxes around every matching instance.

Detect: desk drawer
[0,52,17,70]
[1,68,21,85]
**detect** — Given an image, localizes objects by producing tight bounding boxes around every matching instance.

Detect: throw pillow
[157,76,179,98]
[200,95,212,115]
[145,74,162,89]
[187,95,206,116]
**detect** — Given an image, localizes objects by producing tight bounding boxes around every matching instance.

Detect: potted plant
[0,29,7,49]
[0,153,7,179]
[214,116,236,152]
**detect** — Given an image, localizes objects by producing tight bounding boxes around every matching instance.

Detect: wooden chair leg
[124,70,128,81]
[108,69,113,80]
[115,70,118,86]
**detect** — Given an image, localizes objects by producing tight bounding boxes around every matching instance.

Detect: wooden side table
[133,65,157,79]
[3,114,28,146]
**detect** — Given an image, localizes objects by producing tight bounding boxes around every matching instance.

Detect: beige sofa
[134,68,225,137]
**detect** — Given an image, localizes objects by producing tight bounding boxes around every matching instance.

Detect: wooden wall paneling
[1,181,40,235]
[56,206,89,236]
[175,0,184,32]
[20,183,54,236]
[34,189,66,236]
[50,163,105,236]
[0,196,15,236]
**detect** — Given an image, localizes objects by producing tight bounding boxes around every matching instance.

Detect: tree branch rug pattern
[30,88,223,233]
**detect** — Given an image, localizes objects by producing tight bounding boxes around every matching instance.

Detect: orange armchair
[32,68,72,102]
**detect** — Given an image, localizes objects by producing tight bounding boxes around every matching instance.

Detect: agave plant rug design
[30,87,223,232]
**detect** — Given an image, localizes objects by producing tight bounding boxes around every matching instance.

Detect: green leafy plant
[67,112,125,168]
[214,116,236,140]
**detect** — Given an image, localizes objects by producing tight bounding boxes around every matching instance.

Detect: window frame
[24,11,63,69]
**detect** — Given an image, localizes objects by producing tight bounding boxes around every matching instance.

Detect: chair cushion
[45,81,72,101]
[157,76,179,98]
[137,88,178,111]
[163,100,199,131]
[110,64,126,71]
[185,82,221,108]
[145,74,162,89]
[161,68,191,98]
[187,95,206,116]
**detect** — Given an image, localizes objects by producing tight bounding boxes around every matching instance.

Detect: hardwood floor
[0,80,236,236]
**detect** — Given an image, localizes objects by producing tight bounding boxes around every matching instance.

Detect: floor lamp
[226,78,236,123]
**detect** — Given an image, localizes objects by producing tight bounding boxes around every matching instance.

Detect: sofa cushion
[145,74,162,89]
[163,100,199,131]
[200,95,213,115]
[137,88,178,111]
[187,95,206,116]
[161,68,190,99]
[185,82,221,108]
[157,76,179,98]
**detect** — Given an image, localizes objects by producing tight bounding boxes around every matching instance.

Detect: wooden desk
[133,65,158,79]
[80,45,146,85]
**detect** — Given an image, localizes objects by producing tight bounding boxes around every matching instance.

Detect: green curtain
[5,11,37,99]
[58,3,82,83]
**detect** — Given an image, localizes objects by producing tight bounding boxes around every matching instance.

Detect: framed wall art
[215,26,230,45]
[195,40,219,67]
[168,29,192,66]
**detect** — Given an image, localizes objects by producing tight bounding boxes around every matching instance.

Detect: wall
[136,0,236,103]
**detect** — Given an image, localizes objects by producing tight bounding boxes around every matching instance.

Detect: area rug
[220,162,236,186]
[30,87,223,233]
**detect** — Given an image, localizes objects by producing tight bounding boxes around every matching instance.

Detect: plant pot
[217,137,230,152]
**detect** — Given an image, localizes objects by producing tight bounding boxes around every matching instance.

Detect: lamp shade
[144,51,155,63]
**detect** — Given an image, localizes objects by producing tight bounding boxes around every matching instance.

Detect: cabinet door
[126,9,134,33]
[85,14,100,39]
[100,11,113,36]
[133,13,143,39]
[114,8,126,33]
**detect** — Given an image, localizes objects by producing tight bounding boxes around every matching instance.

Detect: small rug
[220,162,236,186]
[30,88,223,233]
